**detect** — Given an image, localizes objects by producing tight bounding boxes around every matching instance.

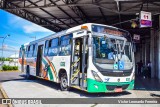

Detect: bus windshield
[93,36,133,70]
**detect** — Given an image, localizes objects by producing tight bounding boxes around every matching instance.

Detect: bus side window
[27,46,30,57]
[33,44,38,57]
[44,40,49,56]
[25,46,28,57]
[48,38,59,56]
[59,34,73,56]
[27,45,34,57]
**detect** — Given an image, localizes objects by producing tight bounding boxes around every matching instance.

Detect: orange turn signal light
[81,25,88,29]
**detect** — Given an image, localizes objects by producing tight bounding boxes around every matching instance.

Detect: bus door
[70,35,88,89]
[36,45,43,76]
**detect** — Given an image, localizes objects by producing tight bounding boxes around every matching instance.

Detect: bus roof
[24,23,129,45]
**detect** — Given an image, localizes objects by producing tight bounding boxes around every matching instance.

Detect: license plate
[115,88,122,92]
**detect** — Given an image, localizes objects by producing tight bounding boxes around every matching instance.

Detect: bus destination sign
[92,25,124,36]
[103,29,123,36]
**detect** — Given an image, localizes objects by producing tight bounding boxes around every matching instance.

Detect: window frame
[44,37,59,56]
[33,43,38,57]
[27,44,34,57]
[59,34,73,56]
[48,38,59,56]
[44,40,49,56]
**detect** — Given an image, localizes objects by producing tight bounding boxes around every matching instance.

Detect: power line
[5,39,23,45]
[0,48,18,52]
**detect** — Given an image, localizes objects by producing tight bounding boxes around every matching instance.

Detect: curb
[0,71,20,72]
[0,84,13,107]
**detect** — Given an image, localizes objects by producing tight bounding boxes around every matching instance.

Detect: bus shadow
[0,74,26,83]
[69,88,132,97]
[19,74,60,90]
[150,93,160,98]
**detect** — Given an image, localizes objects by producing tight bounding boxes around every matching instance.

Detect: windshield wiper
[115,39,126,61]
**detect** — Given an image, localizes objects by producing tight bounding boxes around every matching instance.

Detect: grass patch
[1,65,18,71]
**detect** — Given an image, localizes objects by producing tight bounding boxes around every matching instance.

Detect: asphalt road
[0,71,24,83]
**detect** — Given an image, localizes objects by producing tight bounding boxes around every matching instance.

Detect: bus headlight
[91,70,102,82]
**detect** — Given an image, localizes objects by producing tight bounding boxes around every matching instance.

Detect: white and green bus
[19,23,135,93]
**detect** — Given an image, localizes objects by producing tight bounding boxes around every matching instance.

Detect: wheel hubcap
[62,78,67,88]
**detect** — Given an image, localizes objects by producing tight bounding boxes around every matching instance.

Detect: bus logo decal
[105,78,110,82]
[60,62,65,67]
[117,78,120,82]
[118,61,124,70]
[42,57,58,82]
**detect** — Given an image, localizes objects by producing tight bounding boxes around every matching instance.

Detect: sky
[0,9,54,57]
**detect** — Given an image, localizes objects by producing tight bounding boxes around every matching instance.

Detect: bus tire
[26,66,31,80]
[60,73,69,91]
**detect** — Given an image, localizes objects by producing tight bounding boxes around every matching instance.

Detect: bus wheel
[60,73,69,91]
[26,66,30,80]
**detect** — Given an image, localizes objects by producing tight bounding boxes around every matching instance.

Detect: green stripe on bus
[48,67,54,80]
[51,62,57,77]
[87,78,106,93]
[42,58,54,80]
[51,62,56,71]
[87,78,134,93]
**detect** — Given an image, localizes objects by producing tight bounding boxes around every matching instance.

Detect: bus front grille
[106,85,117,91]
[122,84,129,90]
[106,84,129,91]
[101,72,132,77]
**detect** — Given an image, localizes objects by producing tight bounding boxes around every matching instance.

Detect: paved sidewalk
[0,71,24,107]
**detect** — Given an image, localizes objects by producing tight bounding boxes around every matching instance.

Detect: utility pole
[1,34,10,68]
[2,35,10,58]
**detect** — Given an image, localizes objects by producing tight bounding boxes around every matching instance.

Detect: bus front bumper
[87,78,134,93]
